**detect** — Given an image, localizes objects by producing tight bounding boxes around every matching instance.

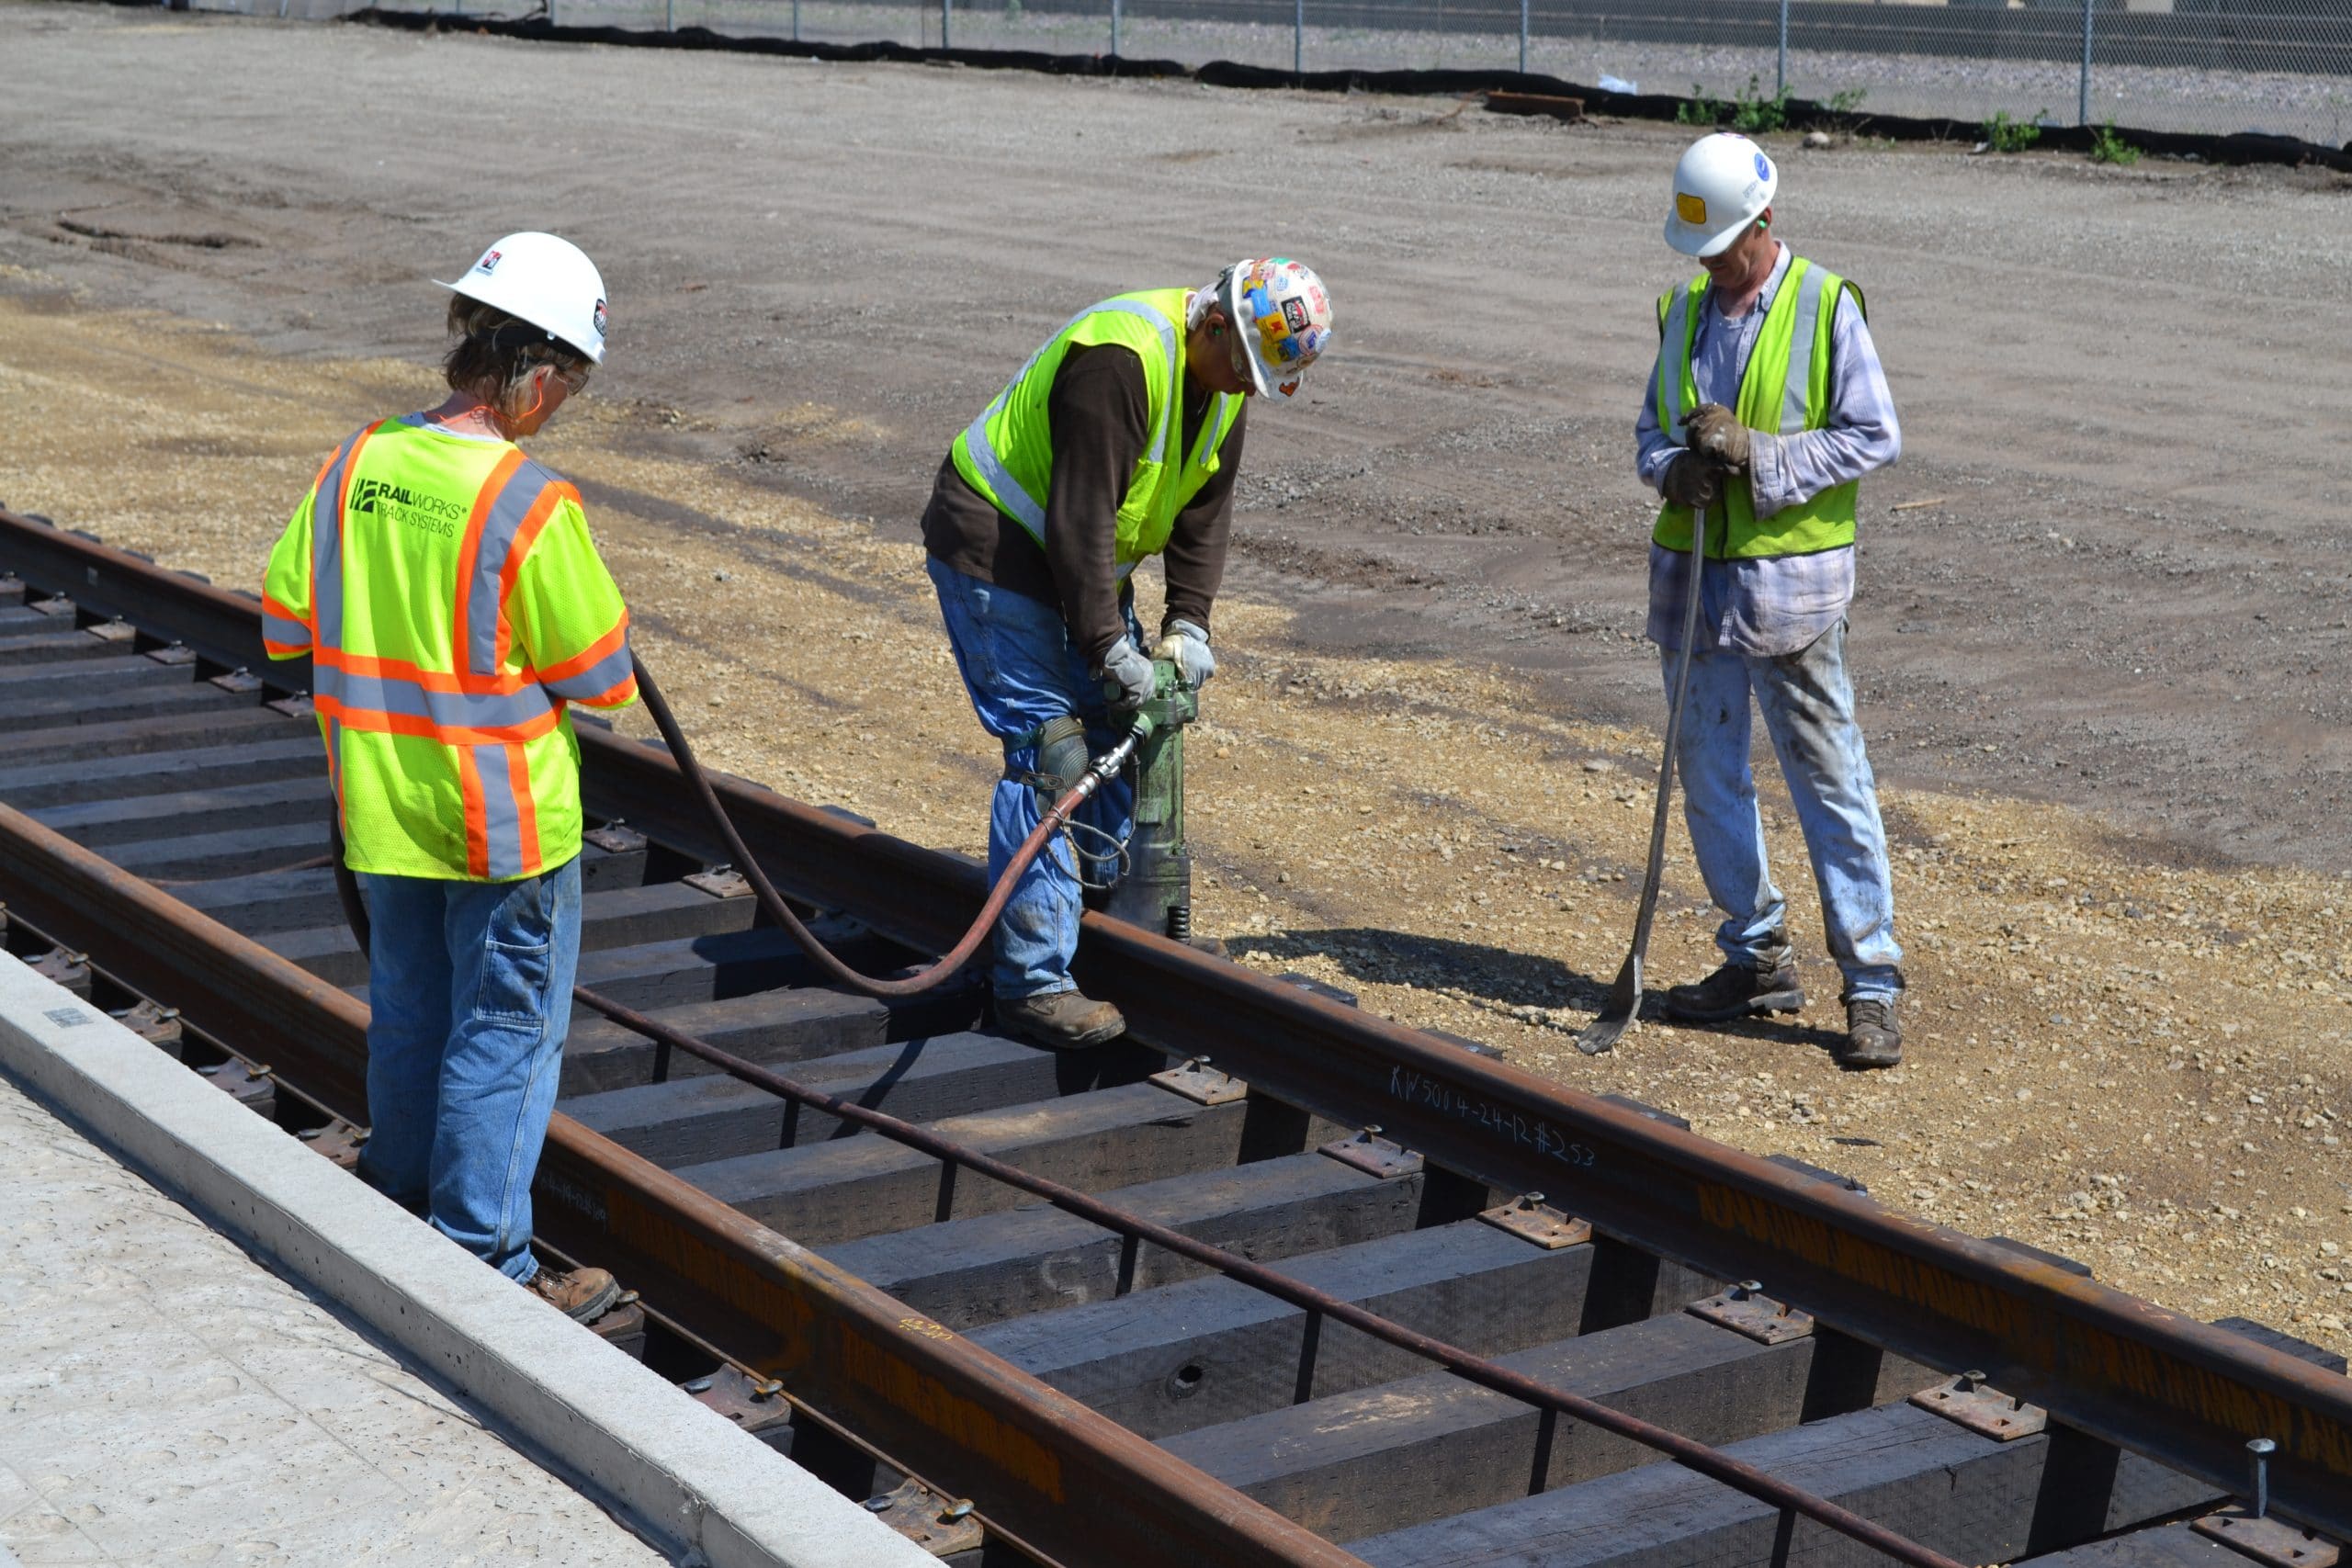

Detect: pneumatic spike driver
[1100,659,1196,941]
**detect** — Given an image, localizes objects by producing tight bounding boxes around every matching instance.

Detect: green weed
[1678,74,1792,134]
[2089,121,2141,164]
[1731,74,1792,134]
[1983,110,2042,154]
[1677,88,1721,127]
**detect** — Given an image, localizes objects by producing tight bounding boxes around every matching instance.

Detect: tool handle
[1625,494,1714,970]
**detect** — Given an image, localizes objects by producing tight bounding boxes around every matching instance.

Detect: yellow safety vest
[263,415,636,882]
[950,288,1244,574]
[1651,256,1866,559]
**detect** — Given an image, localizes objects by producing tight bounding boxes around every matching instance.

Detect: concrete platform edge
[0,950,933,1568]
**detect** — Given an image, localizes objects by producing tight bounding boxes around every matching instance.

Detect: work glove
[1683,403,1752,472]
[1101,635,1156,714]
[1659,451,1722,510]
[1152,618,1216,691]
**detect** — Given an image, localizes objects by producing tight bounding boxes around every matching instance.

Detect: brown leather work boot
[526,1263,622,1323]
[1835,998,1904,1070]
[999,988,1127,1051]
[1661,953,1805,1023]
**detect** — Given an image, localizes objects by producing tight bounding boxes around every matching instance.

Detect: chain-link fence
[204,0,2352,146]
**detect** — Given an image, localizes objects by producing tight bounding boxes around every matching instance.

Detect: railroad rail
[0,502,2346,1568]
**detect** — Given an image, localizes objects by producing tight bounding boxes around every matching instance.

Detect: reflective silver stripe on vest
[313,664,556,732]
[962,298,1184,538]
[960,399,1046,533]
[1779,265,1829,436]
[309,434,363,654]
[1657,285,1693,441]
[1188,391,1236,471]
[262,611,310,649]
[463,464,558,677]
[472,743,526,879]
[541,636,635,703]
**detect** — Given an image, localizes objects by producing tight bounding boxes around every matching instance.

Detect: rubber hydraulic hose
[325,654,1136,999]
[628,653,1139,998]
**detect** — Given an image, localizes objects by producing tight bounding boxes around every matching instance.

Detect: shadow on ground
[1223,925,1850,1060]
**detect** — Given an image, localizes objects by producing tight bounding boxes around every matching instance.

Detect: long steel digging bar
[1577,484,1713,1055]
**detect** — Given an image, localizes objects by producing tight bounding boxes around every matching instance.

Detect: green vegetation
[1982,110,2042,153]
[1825,86,1869,115]
[1678,74,1792,135]
[2089,121,2141,165]
[1730,74,1792,134]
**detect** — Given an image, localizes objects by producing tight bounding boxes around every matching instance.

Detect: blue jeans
[353,856,582,1281]
[928,557,1137,1000]
[1665,620,1903,1004]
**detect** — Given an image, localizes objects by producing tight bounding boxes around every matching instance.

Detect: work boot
[1836,998,1904,1070]
[1661,951,1804,1023]
[526,1262,622,1323]
[999,988,1127,1051]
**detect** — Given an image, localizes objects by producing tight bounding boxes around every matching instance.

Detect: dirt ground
[2,2,2348,1358]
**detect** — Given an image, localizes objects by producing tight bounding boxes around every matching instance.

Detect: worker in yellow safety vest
[924,259,1334,1050]
[1634,134,1906,1070]
[263,232,636,1319]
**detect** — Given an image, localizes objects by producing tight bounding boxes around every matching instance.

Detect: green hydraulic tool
[1100,660,1198,942]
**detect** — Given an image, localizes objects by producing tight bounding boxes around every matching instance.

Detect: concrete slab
[0,952,933,1568]
[0,1060,666,1567]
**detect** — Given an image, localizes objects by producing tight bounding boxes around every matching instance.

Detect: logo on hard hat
[476,249,502,275]
[1675,192,1708,225]
[592,299,608,338]
[1755,152,1772,180]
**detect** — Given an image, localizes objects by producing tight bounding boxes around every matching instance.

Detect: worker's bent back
[262,412,636,882]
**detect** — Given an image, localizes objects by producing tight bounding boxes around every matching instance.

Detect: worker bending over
[264,232,638,1314]
[1634,135,1906,1069]
[925,259,1334,1050]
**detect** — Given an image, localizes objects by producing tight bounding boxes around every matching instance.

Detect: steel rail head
[7,509,2352,1534]
[572,981,1971,1568]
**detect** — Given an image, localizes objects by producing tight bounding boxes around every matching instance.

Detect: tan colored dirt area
[3,290,2346,1359]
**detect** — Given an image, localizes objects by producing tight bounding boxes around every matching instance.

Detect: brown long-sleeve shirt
[922,342,1247,670]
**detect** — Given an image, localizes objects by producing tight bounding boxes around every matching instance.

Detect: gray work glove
[1151,618,1216,691]
[1659,451,1722,510]
[1683,402,1752,472]
[1100,635,1156,713]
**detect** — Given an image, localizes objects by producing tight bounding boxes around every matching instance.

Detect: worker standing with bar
[1634,135,1907,1069]
[262,232,639,1315]
[924,258,1334,1051]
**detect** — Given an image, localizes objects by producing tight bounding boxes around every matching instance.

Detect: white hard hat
[1663,133,1779,258]
[435,231,608,364]
[1214,257,1333,400]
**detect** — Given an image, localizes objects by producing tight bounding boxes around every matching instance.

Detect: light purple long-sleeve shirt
[1634,242,1901,656]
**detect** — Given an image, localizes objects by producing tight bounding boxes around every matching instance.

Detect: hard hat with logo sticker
[435,231,609,365]
[1211,257,1333,400]
[1663,133,1779,259]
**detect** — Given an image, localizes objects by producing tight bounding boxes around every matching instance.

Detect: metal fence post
[665,0,674,31]
[2079,0,2094,125]
[1777,0,1789,97]
[942,0,951,49]
[791,0,799,39]
[1518,0,1528,74]
[1111,0,1121,58]
[1294,0,1304,79]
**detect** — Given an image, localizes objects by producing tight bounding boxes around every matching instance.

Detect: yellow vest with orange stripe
[263,414,636,882]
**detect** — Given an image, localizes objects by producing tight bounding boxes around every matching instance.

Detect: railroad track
[0,502,2346,1568]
